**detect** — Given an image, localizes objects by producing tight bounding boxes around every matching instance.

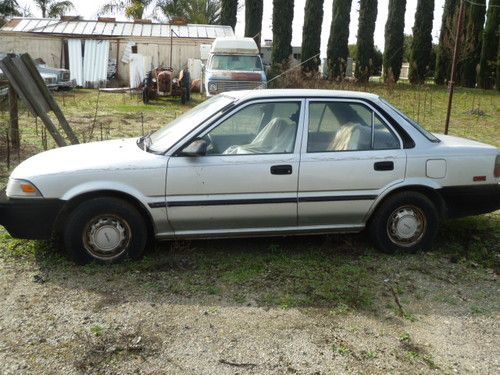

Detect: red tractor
[142,67,189,104]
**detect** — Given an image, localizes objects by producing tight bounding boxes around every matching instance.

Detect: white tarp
[121,41,136,64]
[83,39,110,88]
[68,39,83,86]
[129,54,145,88]
[188,58,202,80]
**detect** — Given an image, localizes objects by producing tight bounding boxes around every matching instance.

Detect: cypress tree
[355,0,378,82]
[245,0,263,49]
[301,0,324,72]
[383,0,406,82]
[221,0,238,30]
[478,0,499,89]
[327,0,353,80]
[409,0,435,84]
[435,0,459,84]
[460,0,486,87]
[272,0,295,70]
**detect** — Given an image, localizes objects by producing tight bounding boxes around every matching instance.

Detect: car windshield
[381,99,440,143]
[148,95,235,153]
[211,55,263,71]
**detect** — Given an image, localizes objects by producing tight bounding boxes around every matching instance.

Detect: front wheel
[63,197,148,264]
[369,192,439,254]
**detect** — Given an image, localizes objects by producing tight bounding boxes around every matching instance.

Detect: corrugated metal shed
[0,17,234,39]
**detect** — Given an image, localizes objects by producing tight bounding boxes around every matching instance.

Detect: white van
[204,37,267,96]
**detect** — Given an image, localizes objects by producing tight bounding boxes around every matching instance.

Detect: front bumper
[439,184,500,218]
[0,188,65,239]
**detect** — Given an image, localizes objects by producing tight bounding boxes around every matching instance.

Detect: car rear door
[166,99,305,236]
[298,99,407,228]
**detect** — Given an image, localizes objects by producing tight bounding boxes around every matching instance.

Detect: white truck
[204,37,267,96]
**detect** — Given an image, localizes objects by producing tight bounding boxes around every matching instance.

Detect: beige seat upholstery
[223,118,297,154]
[328,123,361,151]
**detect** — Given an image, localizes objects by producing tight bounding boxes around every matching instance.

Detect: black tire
[368,191,439,254]
[63,197,148,265]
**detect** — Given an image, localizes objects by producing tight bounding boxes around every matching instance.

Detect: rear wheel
[369,191,439,254]
[63,197,148,264]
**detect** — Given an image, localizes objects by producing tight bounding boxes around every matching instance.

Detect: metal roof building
[0,17,234,86]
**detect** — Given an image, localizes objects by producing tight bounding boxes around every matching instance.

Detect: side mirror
[179,138,207,157]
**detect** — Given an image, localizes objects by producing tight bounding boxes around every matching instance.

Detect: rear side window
[307,101,401,152]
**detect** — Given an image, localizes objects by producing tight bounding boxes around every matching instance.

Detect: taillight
[495,155,500,178]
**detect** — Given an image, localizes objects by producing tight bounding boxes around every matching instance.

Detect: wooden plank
[20,54,79,145]
[0,56,67,147]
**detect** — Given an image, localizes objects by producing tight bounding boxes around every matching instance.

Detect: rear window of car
[380,99,440,143]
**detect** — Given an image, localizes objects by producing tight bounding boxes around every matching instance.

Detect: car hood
[10,138,164,180]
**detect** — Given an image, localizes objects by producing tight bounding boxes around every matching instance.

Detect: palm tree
[0,0,20,26]
[158,0,220,24]
[33,0,74,18]
[100,0,154,19]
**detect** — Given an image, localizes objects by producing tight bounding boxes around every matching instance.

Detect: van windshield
[211,55,263,72]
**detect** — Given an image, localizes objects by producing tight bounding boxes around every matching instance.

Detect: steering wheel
[204,133,219,154]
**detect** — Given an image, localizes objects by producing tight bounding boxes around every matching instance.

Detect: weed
[90,325,105,337]
[399,333,411,344]
[332,344,351,356]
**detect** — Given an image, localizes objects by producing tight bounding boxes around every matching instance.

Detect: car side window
[307,102,400,152]
[204,101,301,155]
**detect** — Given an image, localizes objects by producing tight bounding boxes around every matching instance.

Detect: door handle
[374,161,394,171]
[270,164,293,175]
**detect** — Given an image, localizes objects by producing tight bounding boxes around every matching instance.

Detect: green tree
[245,0,263,49]
[327,0,352,79]
[434,0,459,84]
[460,0,486,87]
[301,0,324,72]
[220,0,238,29]
[0,0,20,27]
[478,0,499,89]
[100,0,152,19]
[158,0,221,23]
[403,34,412,62]
[355,0,378,82]
[409,0,434,84]
[271,0,295,71]
[33,0,74,18]
[383,0,406,82]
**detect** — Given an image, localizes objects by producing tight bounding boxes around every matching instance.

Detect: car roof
[224,89,381,102]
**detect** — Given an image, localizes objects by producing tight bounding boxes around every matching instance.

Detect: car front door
[166,99,304,236]
[298,99,406,228]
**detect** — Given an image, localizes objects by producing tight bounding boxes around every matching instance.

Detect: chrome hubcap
[387,205,426,247]
[83,216,131,260]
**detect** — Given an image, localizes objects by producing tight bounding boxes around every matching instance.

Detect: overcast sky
[18,0,445,56]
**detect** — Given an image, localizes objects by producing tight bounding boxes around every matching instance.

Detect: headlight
[208,82,217,92]
[6,179,42,198]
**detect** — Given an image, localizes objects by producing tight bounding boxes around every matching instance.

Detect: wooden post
[8,83,19,150]
[444,0,465,135]
[20,54,79,144]
[116,40,120,78]
[0,56,67,147]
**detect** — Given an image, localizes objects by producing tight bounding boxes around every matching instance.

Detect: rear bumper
[439,184,500,219]
[0,189,65,239]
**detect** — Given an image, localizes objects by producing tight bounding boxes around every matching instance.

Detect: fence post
[8,83,19,151]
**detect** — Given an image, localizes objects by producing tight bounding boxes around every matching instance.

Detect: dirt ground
[0,232,498,375]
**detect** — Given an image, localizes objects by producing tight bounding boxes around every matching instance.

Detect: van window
[211,55,263,71]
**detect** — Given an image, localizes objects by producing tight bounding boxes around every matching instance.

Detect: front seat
[223,118,297,154]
